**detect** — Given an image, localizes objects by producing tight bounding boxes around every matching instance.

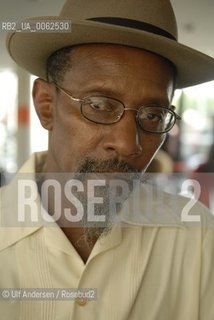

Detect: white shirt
[0,152,214,319]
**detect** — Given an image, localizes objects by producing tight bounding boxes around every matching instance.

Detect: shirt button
[75,297,87,306]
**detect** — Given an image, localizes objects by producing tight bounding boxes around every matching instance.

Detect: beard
[77,158,141,174]
[73,158,142,248]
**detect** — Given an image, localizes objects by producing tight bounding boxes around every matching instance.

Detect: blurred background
[0,0,214,201]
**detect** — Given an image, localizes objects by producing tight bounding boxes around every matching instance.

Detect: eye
[86,97,113,112]
[146,111,163,122]
[140,107,166,123]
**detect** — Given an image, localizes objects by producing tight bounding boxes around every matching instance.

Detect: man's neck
[61,227,100,263]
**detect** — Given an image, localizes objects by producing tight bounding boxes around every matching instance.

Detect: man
[1,0,214,319]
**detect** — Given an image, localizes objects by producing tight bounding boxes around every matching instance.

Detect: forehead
[62,44,174,101]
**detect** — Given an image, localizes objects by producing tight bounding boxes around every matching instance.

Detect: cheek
[143,133,165,155]
[135,133,165,170]
[54,103,100,144]
[50,110,105,170]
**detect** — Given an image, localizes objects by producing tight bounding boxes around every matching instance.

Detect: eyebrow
[77,85,123,99]
[70,82,171,107]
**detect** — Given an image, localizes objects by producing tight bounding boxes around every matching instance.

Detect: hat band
[88,17,176,41]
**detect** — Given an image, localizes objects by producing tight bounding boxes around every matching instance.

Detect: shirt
[0,152,214,320]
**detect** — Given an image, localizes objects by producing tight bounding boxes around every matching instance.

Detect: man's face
[34,44,174,174]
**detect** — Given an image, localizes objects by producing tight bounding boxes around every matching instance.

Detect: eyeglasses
[54,83,181,134]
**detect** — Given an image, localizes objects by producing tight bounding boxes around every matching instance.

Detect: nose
[102,111,143,159]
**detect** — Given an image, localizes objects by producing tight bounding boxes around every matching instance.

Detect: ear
[32,78,55,131]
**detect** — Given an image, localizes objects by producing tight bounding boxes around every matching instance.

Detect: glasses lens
[81,97,124,124]
[138,106,175,133]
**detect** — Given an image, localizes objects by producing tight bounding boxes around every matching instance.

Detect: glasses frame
[53,83,181,134]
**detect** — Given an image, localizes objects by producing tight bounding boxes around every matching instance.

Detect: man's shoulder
[120,183,214,229]
[0,152,47,252]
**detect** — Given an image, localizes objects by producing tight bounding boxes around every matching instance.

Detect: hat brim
[6,18,214,88]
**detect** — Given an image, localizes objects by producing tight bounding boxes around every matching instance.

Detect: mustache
[77,158,142,174]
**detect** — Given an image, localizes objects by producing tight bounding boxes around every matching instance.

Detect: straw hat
[6,0,214,88]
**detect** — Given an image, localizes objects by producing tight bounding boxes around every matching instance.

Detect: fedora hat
[6,0,214,88]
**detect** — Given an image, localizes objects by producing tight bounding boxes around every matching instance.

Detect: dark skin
[33,44,174,263]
